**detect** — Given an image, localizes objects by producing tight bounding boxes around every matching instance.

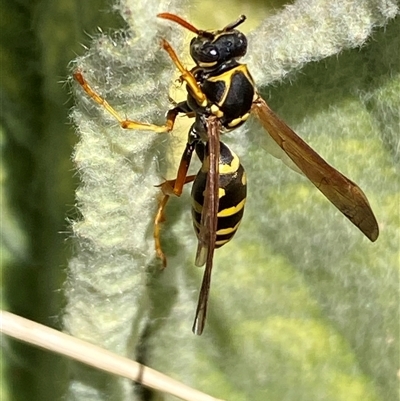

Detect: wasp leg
[154,175,196,268]
[154,140,197,267]
[74,71,180,133]
[160,39,207,107]
[154,193,170,267]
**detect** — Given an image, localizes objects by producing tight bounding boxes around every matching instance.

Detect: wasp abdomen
[191,142,247,248]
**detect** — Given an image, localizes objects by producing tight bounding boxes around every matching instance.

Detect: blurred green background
[1,1,123,400]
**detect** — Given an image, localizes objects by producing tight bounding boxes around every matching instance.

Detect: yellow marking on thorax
[227,112,250,128]
[207,64,253,107]
[207,64,251,83]
[210,104,224,118]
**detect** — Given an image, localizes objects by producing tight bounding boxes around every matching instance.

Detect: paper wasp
[73,13,379,335]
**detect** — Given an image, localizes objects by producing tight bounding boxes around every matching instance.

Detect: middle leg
[154,140,197,267]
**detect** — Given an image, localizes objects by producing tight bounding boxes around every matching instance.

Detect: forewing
[193,116,220,335]
[252,96,379,242]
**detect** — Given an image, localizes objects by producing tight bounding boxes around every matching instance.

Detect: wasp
[74,13,379,335]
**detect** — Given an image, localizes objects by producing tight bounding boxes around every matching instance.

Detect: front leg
[160,39,208,108]
[74,71,179,133]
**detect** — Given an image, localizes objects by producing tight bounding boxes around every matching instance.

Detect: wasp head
[158,13,247,68]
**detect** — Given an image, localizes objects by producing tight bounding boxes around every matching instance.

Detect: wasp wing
[192,116,220,335]
[252,96,379,242]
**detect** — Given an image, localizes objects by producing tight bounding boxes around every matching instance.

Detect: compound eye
[200,45,219,62]
[208,48,218,57]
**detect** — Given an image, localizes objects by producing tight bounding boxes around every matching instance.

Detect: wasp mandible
[74,13,379,335]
